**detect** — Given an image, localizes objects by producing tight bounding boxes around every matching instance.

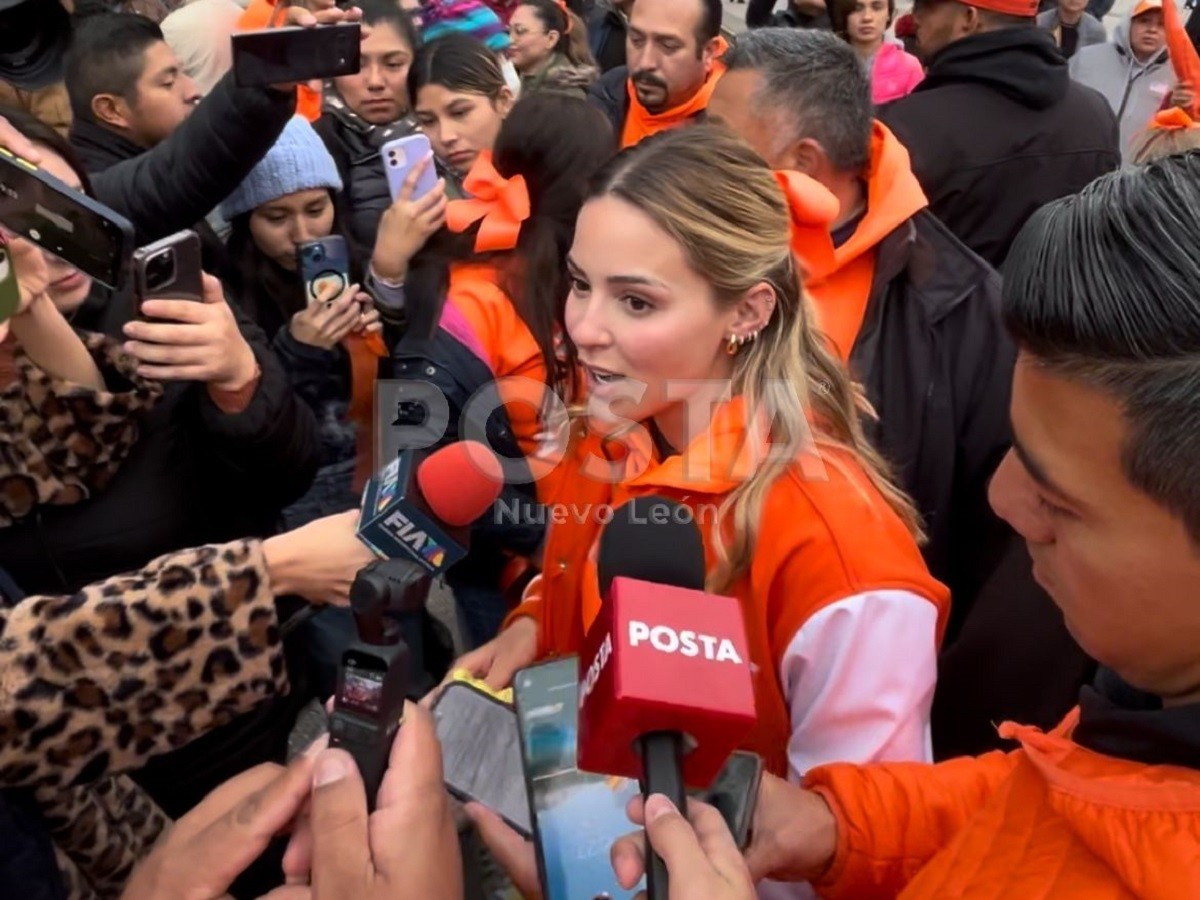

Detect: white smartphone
[381,134,438,203]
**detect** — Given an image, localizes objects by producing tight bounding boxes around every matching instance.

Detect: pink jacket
[871,42,924,105]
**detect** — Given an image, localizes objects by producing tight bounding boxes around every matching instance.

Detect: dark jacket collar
[918,27,1069,111]
[68,118,146,174]
[1075,668,1200,770]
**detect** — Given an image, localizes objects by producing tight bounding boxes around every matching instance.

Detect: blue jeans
[452,581,510,651]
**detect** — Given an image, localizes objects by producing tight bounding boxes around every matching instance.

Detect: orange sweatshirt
[808,708,1200,898]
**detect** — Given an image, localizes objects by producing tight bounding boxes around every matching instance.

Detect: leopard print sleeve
[0,332,163,527]
[0,539,288,791]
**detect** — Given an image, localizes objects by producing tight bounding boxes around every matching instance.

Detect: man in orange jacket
[707,29,1069,761]
[613,151,1200,898]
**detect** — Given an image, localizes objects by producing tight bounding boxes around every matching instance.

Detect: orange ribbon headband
[1153,106,1196,131]
[446,151,531,253]
[554,0,573,33]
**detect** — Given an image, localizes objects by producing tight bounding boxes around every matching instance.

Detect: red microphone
[357,441,504,573]
[577,496,756,900]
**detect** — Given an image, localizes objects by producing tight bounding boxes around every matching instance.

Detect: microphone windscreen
[597,496,706,597]
[417,441,505,527]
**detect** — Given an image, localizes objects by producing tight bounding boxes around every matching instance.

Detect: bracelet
[369,264,405,289]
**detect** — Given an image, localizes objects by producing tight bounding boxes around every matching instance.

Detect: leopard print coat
[0,332,162,527]
[0,539,290,899]
[0,333,286,897]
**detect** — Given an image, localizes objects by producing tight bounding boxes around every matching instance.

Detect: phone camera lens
[146,249,175,291]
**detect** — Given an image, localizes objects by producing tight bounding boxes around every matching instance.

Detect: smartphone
[696,750,763,851]
[232,23,361,88]
[381,134,438,204]
[297,236,350,306]
[0,148,134,290]
[133,230,204,312]
[514,657,642,900]
[432,682,532,838]
[0,244,19,324]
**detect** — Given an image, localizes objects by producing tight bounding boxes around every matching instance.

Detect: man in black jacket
[711,29,1094,757]
[877,0,1119,268]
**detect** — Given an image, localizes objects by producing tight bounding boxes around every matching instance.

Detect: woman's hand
[289,282,369,349]
[262,510,379,605]
[436,617,539,703]
[1171,80,1195,111]
[0,232,49,319]
[370,158,447,284]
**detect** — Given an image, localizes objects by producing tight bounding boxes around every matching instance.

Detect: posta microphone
[357,441,504,575]
[577,496,757,900]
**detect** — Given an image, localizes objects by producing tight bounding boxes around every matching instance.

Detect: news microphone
[577,496,757,900]
[357,440,504,575]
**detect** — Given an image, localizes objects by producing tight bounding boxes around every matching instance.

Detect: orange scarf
[620,37,728,149]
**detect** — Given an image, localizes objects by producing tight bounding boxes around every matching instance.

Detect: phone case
[0,246,19,324]
[381,134,438,203]
[0,148,134,290]
[232,23,361,88]
[133,230,204,307]
[432,682,532,838]
[297,236,351,305]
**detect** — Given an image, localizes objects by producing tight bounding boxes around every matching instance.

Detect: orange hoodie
[807,708,1200,898]
[238,0,323,122]
[505,398,948,776]
[803,122,927,362]
[620,38,729,149]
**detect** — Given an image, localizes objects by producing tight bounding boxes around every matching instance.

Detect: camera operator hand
[370,159,447,285]
[610,795,758,900]
[263,510,380,605]
[267,704,462,900]
[121,753,317,900]
[290,282,371,350]
[122,273,259,392]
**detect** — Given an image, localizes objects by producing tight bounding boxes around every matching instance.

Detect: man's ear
[701,35,723,68]
[961,5,982,34]
[91,93,131,131]
[776,137,827,179]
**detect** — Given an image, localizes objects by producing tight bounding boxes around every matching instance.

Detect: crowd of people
[0,0,1198,897]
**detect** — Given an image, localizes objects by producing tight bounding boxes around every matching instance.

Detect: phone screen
[432,683,531,837]
[514,658,642,900]
[338,653,386,718]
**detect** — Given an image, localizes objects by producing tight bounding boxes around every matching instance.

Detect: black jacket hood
[918,27,1070,111]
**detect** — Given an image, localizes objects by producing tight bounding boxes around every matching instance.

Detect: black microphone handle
[639,731,686,900]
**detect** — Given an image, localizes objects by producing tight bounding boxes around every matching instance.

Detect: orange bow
[446,151,531,253]
[554,0,573,33]
[773,170,840,280]
[1153,106,1196,130]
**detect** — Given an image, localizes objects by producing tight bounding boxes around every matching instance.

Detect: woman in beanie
[506,0,598,99]
[221,116,382,532]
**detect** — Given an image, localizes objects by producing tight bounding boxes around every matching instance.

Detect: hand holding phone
[289,282,371,350]
[371,152,447,286]
[0,233,47,326]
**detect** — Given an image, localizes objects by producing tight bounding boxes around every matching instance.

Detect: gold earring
[725,333,740,356]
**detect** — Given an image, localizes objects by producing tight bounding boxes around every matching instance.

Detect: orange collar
[620,39,728,149]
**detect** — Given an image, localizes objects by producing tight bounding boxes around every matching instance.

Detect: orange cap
[1132,0,1163,16]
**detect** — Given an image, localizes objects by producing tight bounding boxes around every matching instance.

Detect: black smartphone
[695,750,763,850]
[0,147,134,290]
[232,23,362,88]
[431,682,532,838]
[513,657,643,900]
[132,229,204,313]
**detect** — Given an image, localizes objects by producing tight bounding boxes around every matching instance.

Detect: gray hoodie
[1070,10,1174,160]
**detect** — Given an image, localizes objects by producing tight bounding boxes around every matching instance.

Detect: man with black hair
[62,11,295,267]
[587,0,725,147]
[709,29,1077,761]
[615,147,1200,900]
[877,0,1120,267]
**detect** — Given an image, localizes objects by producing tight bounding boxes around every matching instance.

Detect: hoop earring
[725,333,740,356]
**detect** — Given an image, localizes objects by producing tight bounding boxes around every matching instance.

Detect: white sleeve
[780,589,939,782]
